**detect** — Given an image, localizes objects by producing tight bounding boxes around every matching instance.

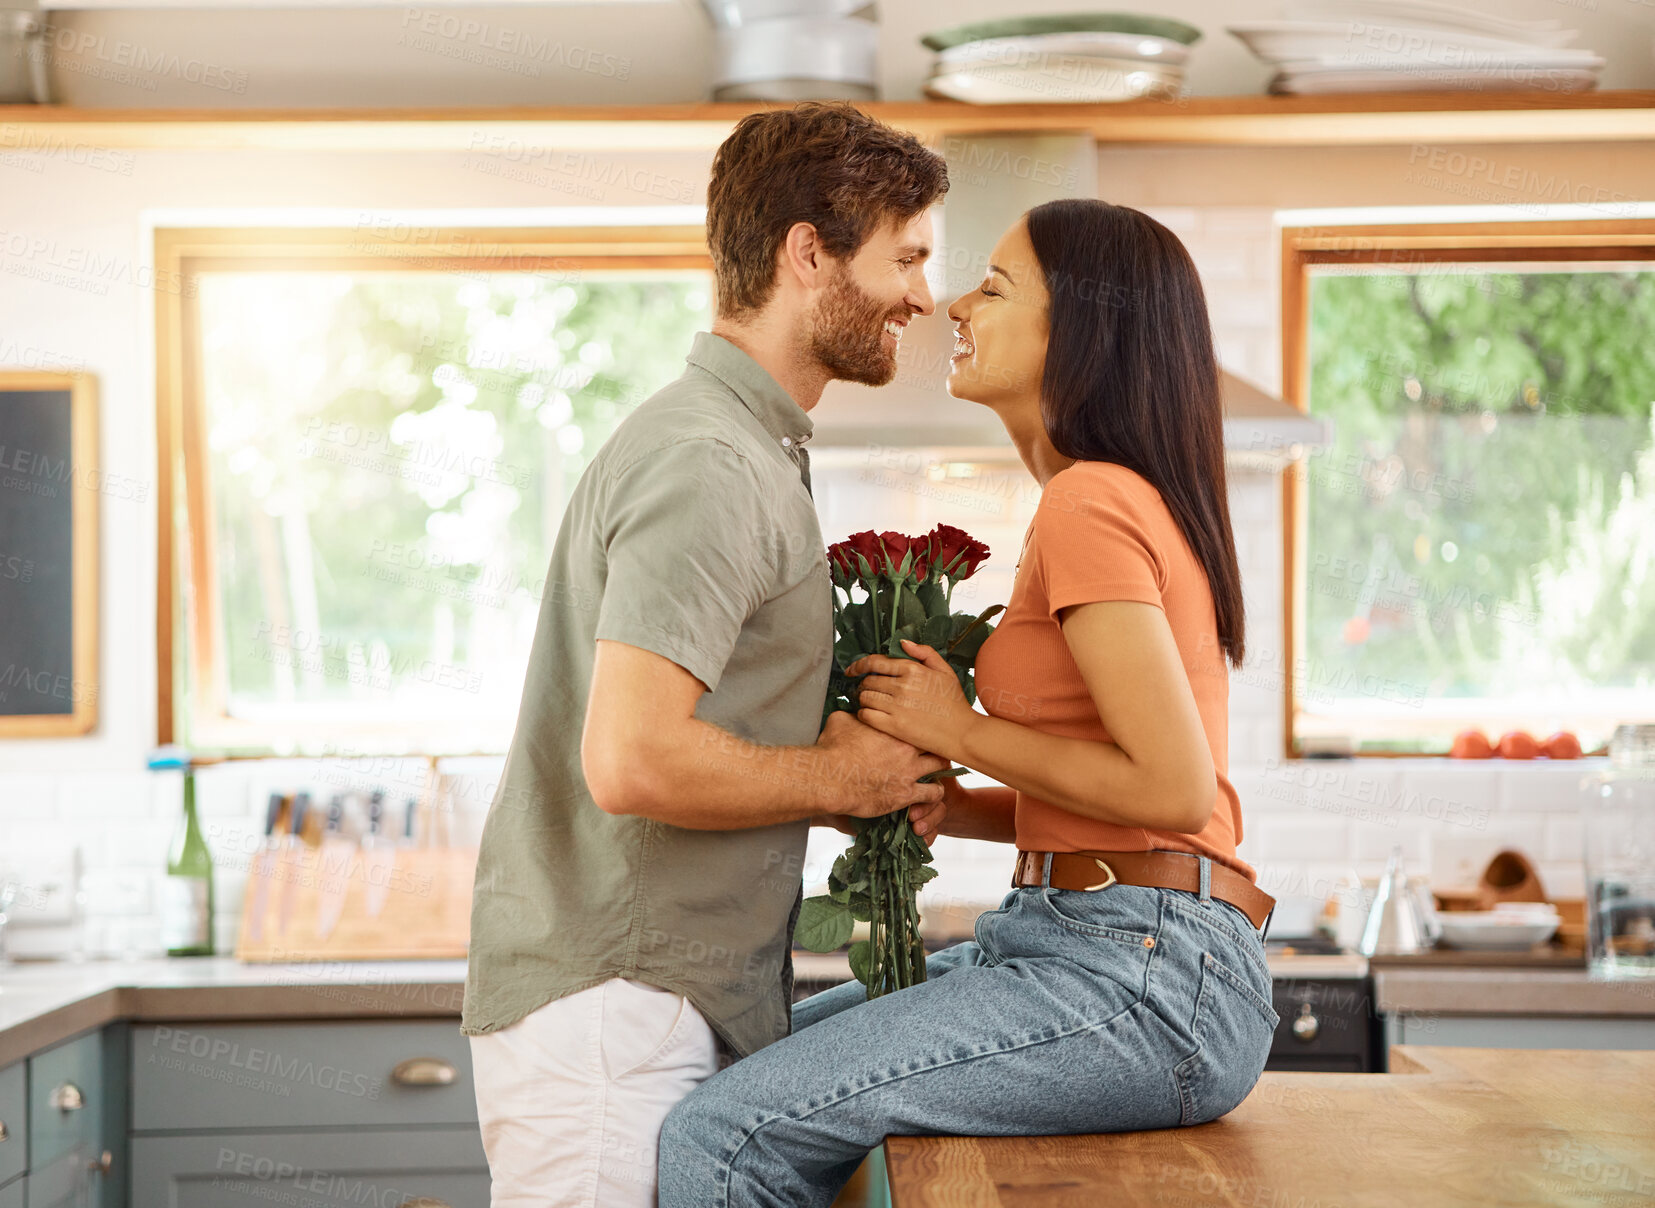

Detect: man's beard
[809,265,902,387]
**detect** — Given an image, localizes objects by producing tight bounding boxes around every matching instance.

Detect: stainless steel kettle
[1359,846,1441,956]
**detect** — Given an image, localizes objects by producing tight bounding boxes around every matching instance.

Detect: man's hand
[815,709,947,821]
[814,791,947,843]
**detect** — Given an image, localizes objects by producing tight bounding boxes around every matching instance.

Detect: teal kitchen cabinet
[0,1059,25,1189]
[130,1020,487,1208]
[0,1176,24,1208]
[25,1025,129,1208]
[130,1129,489,1208]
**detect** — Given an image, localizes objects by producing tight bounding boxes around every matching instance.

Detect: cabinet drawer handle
[0,1119,8,1142]
[397,1199,453,1207]
[1291,1003,1320,1043]
[391,1058,457,1086]
[88,1149,113,1176]
[50,1082,85,1112]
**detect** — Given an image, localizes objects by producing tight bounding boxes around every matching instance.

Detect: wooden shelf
[2,91,1655,152]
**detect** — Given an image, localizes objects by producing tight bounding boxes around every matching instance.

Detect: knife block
[234,839,478,962]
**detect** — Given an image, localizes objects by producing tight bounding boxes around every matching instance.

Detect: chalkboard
[0,373,97,736]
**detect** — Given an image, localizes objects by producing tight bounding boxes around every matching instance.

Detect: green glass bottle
[154,747,215,956]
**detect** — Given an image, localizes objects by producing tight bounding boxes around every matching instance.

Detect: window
[156,225,712,754]
[1281,221,1655,756]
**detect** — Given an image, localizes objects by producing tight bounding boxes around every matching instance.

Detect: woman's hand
[846,639,978,762]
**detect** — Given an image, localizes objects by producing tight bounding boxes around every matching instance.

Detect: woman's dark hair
[707,103,948,318]
[1024,199,1245,668]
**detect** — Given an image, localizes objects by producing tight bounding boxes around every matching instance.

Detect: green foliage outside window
[197,271,710,739]
[1304,268,1655,750]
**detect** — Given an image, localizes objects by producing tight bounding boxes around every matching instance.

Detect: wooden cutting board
[885,1047,1655,1207]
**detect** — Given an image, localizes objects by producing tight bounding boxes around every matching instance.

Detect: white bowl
[925,57,1184,104]
[1437,909,1560,950]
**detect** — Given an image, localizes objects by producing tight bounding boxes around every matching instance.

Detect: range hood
[814,131,1331,464]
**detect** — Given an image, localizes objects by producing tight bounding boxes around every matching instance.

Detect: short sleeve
[594,438,774,693]
[1034,468,1166,621]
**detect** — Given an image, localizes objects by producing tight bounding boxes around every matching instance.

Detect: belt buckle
[1080,858,1117,892]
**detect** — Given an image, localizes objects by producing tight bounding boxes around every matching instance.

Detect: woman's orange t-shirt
[973,459,1254,881]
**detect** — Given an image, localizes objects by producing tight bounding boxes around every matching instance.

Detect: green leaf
[945,604,1005,660]
[847,939,873,986]
[794,894,854,952]
[917,613,956,649]
[895,584,928,630]
[915,577,945,615]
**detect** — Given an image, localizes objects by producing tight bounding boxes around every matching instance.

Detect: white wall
[1,133,1642,954]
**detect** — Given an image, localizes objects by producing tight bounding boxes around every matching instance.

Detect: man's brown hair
[706,103,949,319]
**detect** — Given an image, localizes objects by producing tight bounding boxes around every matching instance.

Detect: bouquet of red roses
[794,525,1003,998]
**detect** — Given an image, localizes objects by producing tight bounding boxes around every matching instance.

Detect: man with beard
[461,103,952,1207]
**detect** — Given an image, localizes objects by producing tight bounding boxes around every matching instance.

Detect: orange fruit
[1497,730,1541,759]
[1450,729,1494,759]
[1541,731,1582,759]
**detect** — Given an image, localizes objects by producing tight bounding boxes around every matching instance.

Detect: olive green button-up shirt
[461,332,832,1059]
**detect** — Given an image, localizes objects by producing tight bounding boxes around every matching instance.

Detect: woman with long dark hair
[659,200,1277,1208]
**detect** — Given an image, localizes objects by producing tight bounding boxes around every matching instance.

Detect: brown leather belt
[1012,849,1276,931]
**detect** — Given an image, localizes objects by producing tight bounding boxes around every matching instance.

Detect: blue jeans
[658,855,1280,1208]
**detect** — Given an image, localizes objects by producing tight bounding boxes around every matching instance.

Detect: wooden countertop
[884,1046,1655,1207]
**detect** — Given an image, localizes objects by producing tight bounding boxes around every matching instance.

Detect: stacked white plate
[921,14,1202,105]
[1436,902,1561,951]
[1229,0,1603,95]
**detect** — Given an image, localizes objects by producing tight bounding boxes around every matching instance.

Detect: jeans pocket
[1173,952,1280,1126]
[1034,886,1159,946]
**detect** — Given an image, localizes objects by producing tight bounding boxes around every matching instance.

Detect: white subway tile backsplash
[1206,286,1276,332]
[1496,761,1600,812]
[96,821,170,869]
[1202,207,1277,236]
[1139,206,1201,238]
[1186,238,1253,282]
[1396,765,1500,831]
[1350,815,1426,864]
[193,765,253,818]
[0,772,60,819]
[1537,861,1586,899]
[1544,813,1586,862]
[58,771,150,819]
[1249,814,1351,863]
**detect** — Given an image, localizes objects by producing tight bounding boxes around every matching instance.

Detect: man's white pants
[469,977,720,1208]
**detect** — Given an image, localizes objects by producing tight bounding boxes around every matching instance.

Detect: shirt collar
[685,331,814,452]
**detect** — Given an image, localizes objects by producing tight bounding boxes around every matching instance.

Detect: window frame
[1279,218,1655,759]
[154,223,712,756]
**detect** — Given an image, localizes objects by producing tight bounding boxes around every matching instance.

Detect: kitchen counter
[1375,967,1655,1017]
[884,1046,1655,1207]
[0,956,469,1067]
[9,953,1648,1070]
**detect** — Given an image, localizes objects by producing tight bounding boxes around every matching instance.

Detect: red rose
[841,530,884,579]
[928,524,990,581]
[877,531,914,579]
[826,541,859,587]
